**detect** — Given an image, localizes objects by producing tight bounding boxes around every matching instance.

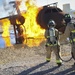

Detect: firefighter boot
[46,58,51,62]
[56,60,62,67]
[57,63,62,67]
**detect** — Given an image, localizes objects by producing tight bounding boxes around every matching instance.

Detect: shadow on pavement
[29,66,59,75]
[18,61,59,75]
[17,61,75,75]
[55,65,75,75]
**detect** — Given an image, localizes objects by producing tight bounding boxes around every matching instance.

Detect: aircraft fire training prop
[36,3,66,33]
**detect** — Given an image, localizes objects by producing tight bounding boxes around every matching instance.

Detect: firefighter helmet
[48,20,56,27]
[64,14,71,23]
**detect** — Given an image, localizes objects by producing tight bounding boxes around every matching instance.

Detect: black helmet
[48,20,56,27]
[64,14,71,23]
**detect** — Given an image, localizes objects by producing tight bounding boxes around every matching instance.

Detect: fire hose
[59,52,72,62]
[57,44,73,62]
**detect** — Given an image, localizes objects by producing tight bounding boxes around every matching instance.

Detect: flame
[19,0,45,47]
[1,0,45,47]
[1,19,13,47]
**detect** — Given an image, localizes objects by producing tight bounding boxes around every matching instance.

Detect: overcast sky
[36,0,75,10]
[0,0,75,19]
[0,0,17,19]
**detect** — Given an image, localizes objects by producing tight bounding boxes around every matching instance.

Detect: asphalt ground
[0,42,75,75]
[0,57,75,75]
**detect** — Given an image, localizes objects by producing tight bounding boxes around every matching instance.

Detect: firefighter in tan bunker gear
[64,14,75,64]
[45,20,62,66]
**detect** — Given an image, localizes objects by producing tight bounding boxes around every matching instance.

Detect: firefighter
[45,19,62,66]
[64,14,75,64]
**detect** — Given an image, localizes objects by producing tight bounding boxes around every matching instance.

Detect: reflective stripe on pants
[46,45,61,62]
[46,58,51,61]
[56,60,62,64]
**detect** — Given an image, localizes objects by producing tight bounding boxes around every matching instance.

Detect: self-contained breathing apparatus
[47,20,57,46]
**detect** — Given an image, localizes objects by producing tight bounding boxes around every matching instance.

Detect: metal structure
[8,1,25,44]
[36,2,66,33]
[47,2,58,7]
[0,2,67,44]
[0,1,25,44]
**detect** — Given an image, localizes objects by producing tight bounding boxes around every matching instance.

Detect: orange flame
[20,0,45,47]
[1,19,13,47]
[1,0,45,47]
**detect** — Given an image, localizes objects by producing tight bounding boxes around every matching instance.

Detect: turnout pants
[46,45,61,63]
[71,44,75,60]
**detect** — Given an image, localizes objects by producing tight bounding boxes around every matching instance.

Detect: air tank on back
[36,2,66,33]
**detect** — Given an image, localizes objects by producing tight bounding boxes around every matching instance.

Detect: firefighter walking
[64,14,75,64]
[45,19,62,66]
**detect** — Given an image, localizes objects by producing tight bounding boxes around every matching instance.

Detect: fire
[1,0,45,47]
[18,0,45,47]
[1,19,13,47]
